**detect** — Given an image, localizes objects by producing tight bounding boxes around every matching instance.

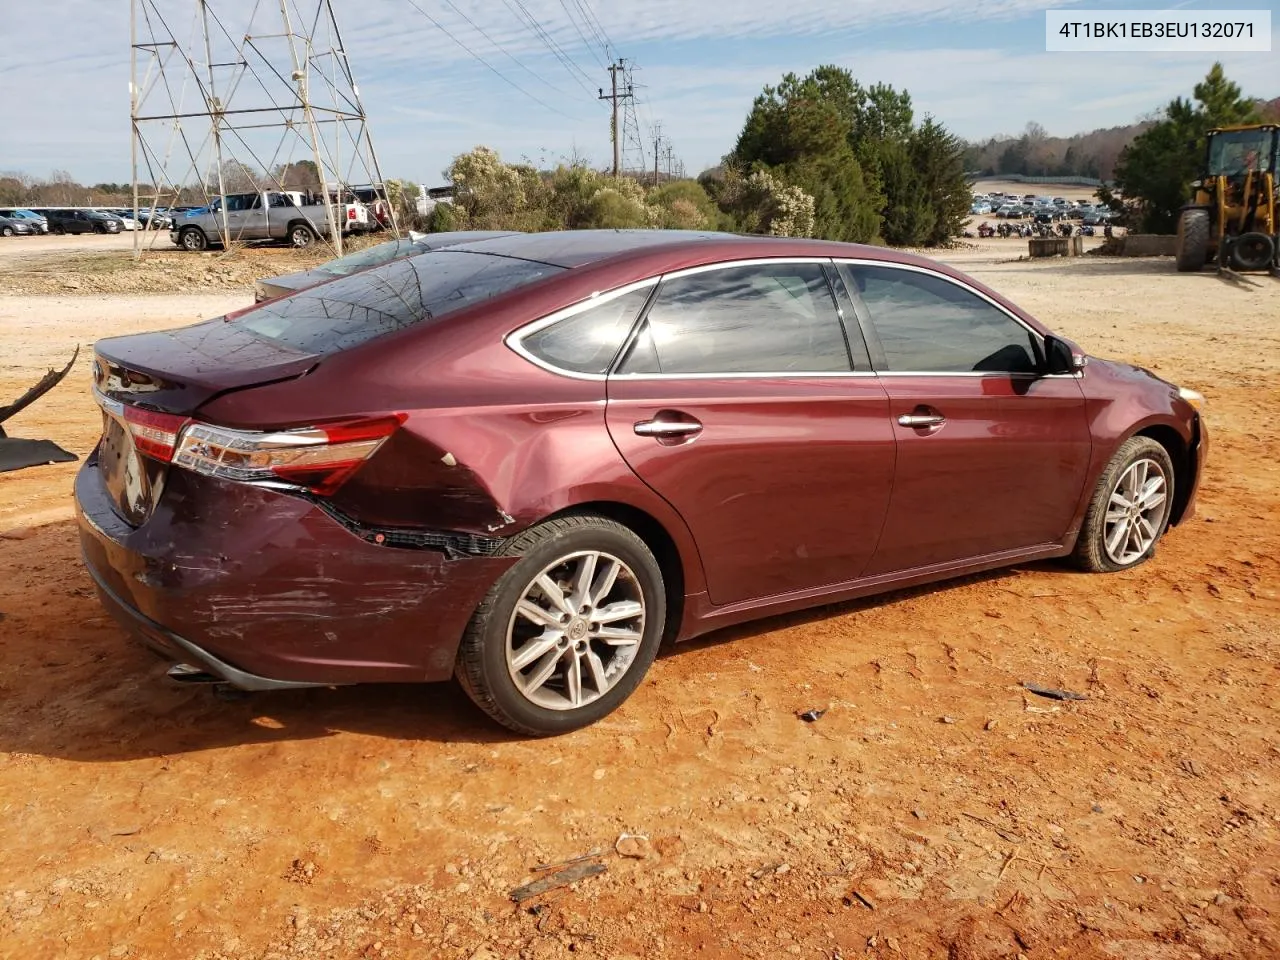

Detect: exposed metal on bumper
[83,559,330,691]
[75,454,518,685]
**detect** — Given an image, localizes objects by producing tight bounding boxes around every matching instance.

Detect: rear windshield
[236,251,564,353]
[315,238,420,277]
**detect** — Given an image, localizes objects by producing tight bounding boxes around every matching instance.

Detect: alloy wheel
[1103,457,1169,566]
[505,550,646,711]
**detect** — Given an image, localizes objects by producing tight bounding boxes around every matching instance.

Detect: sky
[1,0,1277,189]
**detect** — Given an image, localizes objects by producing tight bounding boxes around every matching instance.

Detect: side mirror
[1044,335,1086,375]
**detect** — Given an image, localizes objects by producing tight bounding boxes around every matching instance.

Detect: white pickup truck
[169,190,370,251]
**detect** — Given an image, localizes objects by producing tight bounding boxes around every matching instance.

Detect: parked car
[170,190,370,250]
[969,203,993,215]
[1033,210,1065,223]
[46,209,122,234]
[76,229,1207,735]
[101,210,139,231]
[253,230,522,302]
[0,215,34,236]
[0,208,48,233]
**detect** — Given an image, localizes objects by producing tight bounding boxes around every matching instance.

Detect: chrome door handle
[634,419,702,438]
[898,413,946,428]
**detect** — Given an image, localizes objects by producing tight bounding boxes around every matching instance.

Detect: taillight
[173,414,406,495]
[122,406,190,461]
[347,207,356,219]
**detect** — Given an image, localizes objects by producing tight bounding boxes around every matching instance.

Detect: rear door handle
[634,418,702,438]
[898,413,946,428]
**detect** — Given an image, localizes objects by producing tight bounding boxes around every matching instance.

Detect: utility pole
[651,123,662,186]
[598,59,632,177]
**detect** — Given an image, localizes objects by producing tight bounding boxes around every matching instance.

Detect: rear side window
[238,251,564,353]
[518,286,652,375]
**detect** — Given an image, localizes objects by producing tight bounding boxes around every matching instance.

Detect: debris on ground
[509,861,607,903]
[0,346,79,473]
[842,888,876,910]
[797,708,827,722]
[1022,682,1088,701]
[614,833,651,859]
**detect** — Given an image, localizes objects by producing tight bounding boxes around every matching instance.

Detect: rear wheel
[1,227,12,237]
[1175,208,1209,272]
[1228,232,1275,272]
[51,225,65,236]
[287,222,316,248]
[1072,436,1175,573]
[456,515,666,736]
[179,227,208,252]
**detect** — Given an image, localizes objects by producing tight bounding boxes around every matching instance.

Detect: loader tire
[1175,208,1209,272]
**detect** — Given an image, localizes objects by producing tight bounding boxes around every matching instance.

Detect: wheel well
[1134,424,1193,526]
[287,219,314,234]
[549,501,686,643]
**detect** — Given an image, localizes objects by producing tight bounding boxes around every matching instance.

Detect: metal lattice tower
[618,60,646,176]
[129,0,395,256]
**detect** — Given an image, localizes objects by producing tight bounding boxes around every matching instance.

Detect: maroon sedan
[76,230,1207,735]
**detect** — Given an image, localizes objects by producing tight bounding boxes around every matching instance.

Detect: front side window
[617,262,850,375]
[519,286,652,375]
[842,264,1039,374]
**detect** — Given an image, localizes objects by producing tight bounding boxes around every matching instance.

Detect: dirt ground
[0,233,1278,960]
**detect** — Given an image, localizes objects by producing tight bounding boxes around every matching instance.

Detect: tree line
[432,65,970,248]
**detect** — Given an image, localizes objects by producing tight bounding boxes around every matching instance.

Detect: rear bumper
[75,454,516,687]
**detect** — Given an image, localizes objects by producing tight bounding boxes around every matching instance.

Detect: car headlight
[1178,387,1206,411]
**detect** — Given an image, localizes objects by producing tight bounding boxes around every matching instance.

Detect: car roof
[403,229,961,291]
[442,229,741,268]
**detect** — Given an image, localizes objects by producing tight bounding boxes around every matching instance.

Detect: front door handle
[634,418,702,438]
[898,413,946,428]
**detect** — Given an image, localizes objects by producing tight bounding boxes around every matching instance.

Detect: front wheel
[1175,208,1209,272]
[1072,436,1175,573]
[456,515,666,736]
[179,227,208,252]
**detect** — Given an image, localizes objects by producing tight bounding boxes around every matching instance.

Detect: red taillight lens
[122,406,190,462]
[347,208,356,219]
[173,414,406,495]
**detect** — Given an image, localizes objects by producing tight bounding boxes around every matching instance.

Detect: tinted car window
[238,251,564,354]
[618,262,850,375]
[843,264,1039,373]
[520,286,652,375]
[316,238,420,277]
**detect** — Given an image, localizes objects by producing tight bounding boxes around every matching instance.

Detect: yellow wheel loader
[1175,124,1279,273]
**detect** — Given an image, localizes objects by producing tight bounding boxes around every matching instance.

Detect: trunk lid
[92,317,319,526]
[94,317,319,414]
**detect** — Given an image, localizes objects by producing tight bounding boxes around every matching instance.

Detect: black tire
[456,515,667,736]
[1174,208,1209,272]
[287,222,316,248]
[1228,232,1275,272]
[179,227,208,252]
[51,225,65,236]
[1072,436,1176,573]
[0,227,12,238]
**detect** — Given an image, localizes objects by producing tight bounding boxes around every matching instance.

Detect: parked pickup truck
[169,190,370,251]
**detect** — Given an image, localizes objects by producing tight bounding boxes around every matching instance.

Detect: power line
[502,0,596,95]
[572,0,615,61]
[557,0,607,70]
[440,0,576,99]
[400,0,583,122]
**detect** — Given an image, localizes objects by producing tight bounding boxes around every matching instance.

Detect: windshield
[1207,129,1276,176]
[237,250,565,354]
[315,238,421,278]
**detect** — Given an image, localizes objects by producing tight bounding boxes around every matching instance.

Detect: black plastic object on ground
[0,346,80,473]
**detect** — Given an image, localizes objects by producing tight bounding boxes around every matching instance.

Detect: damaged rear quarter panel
[198,286,710,598]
